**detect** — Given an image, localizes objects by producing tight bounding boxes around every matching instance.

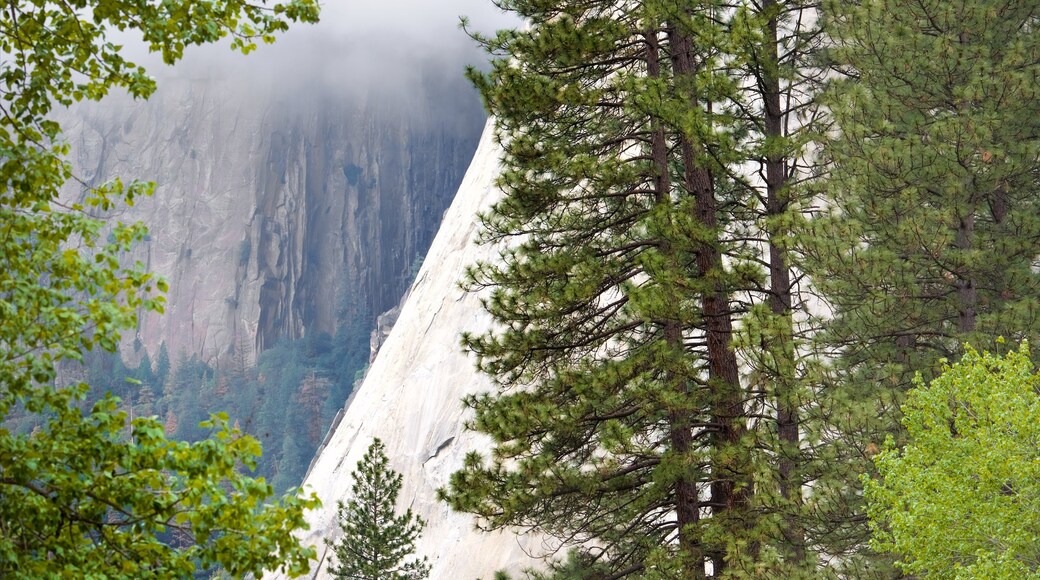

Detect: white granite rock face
[271,120,543,579]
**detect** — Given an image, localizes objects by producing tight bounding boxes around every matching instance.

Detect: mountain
[52,49,490,498]
[270,120,542,579]
[59,58,485,366]
[51,15,529,572]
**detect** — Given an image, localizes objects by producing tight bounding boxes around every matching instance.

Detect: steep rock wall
[271,120,542,579]
[60,65,484,364]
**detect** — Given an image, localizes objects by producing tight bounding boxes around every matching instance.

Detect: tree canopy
[445,0,1040,577]
[814,0,1040,397]
[866,343,1040,579]
[803,1,1040,569]
[0,0,321,576]
[442,1,836,577]
[327,439,430,580]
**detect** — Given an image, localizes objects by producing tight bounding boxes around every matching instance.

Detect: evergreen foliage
[239,311,371,493]
[66,297,370,510]
[326,438,430,580]
[865,343,1040,578]
[157,341,172,389]
[815,0,1040,388]
[803,0,1040,568]
[444,1,834,577]
[73,296,372,496]
[0,0,322,575]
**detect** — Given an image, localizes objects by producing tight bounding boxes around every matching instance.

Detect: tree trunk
[955,212,977,333]
[761,0,806,563]
[647,28,705,579]
[669,24,750,577]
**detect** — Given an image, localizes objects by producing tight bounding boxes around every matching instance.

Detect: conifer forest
[2,0,1040,578]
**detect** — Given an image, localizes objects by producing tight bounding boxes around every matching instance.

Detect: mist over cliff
[44,1,514,496]
[58,1,505,365]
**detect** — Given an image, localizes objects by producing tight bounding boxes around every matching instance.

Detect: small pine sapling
[326,438,430,579]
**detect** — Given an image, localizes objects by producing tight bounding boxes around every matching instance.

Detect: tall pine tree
[444,1,834,576]
[724,0,831,570]
[816,0,1040,389]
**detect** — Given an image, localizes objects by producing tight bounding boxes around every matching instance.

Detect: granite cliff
[269,119,542,580]
[53,13,531,574]
[60,57,485,365]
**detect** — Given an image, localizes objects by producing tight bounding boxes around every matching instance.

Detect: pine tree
[135,351,156,388]
[445,4,748,575]
[326,439,430,580]
[725,1,833,570]
[444,1,833,577]
[156,341,171,390]
[803,0,1040,570]
[816,0,1040,384]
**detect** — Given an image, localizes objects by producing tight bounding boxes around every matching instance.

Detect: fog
[275,0,516,49]
[124,0,518,102]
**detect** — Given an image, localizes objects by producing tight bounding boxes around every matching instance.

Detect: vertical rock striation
[60,63,484,364]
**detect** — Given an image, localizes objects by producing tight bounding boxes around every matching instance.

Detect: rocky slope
[60,59,485,365]
[270,120,542,579]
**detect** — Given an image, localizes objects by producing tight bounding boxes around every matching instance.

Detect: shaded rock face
[59,64,485,363]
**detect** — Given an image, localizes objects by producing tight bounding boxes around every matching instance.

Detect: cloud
[299,0,516,43]
[90,0,514,117]
[141,0,517,87]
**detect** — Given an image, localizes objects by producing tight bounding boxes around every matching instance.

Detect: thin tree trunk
[669,24,750,577]
[761,0,806,563]
[955,213,977,333]
[955,31,978,335]
[646,28,705,580]
[989,181,1009,225]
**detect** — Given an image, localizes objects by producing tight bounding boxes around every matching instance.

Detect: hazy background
[53,1,522,496]
[118,0,518,102]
